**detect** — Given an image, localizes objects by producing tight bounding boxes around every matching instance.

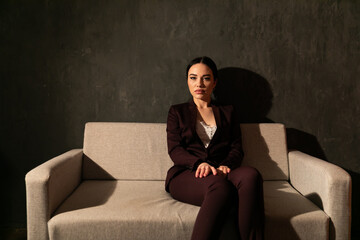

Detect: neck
[193,98,211,109]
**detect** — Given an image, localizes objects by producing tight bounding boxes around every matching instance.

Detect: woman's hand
[195,164,231,178]
[217,165,231,175]
[195,163,217,178]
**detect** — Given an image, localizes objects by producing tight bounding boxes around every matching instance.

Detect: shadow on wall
[214,67,327,160]
[214,67,274,123]
[286,128,327,161]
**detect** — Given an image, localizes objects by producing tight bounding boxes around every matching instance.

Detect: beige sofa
[25,122,351,240]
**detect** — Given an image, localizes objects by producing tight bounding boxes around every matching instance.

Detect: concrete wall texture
[1,0,359,237]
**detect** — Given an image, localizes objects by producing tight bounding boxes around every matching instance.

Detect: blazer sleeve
[218,108,244,169]
[166,106,203,170]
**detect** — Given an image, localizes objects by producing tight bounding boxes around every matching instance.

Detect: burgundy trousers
[168,166,264,240]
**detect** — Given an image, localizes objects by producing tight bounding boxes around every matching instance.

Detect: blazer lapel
[208,105,221,148]
[212,105,221,129]
[188,100,198,138]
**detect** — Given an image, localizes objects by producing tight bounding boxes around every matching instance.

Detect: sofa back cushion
[82,122,288,181]
[240,124,288,180]
[82,122,171,180]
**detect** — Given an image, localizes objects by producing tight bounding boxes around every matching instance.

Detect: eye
[204,77,211,81]
[190,76,196,80]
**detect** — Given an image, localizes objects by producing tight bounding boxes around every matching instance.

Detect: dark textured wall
[1,0,359,237]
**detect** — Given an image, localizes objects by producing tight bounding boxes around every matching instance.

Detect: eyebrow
[189,73,211,77]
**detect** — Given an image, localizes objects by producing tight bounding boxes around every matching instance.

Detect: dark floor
[0,228,26,240]
[0,227,359,239]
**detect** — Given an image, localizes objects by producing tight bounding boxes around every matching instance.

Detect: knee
[230,166,263,189]
[207,177,235,200]
[244,167,262,184]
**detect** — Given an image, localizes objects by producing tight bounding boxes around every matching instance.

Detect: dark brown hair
[186,56,218,80]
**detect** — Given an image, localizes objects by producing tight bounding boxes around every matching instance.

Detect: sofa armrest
[25,149,83,240]
[288,150,351,240]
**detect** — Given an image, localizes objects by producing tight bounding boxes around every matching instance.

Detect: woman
[165,56,264,240]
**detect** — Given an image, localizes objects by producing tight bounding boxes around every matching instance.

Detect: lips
[194,90,205,94]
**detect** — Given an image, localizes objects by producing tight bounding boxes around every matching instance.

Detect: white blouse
[196,120,217,148]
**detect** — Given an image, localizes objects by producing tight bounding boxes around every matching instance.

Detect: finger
[218,166,226,174]
[196,165,204,178]
[202,166,209,178]
[204,166,210,177]
[195,165,203,178]
[227,167,231,173]
[199,166,204,178]
[211,166,217,175]
[200,166,204,178]
[195,168,200,178]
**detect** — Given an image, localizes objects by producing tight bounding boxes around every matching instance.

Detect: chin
[193,95,210,101]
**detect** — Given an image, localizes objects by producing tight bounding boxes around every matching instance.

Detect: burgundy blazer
[165,100,244,192]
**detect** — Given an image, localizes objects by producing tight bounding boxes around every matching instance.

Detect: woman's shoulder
[214,103,238,122]
[167,102,194,121]
[214,102,235,112]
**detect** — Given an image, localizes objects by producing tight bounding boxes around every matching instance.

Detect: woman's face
[187,63,217,102]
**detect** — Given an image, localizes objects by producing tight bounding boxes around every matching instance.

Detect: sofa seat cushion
[48,180,329,240]
[49,180,198,240]
[264,181,329,239]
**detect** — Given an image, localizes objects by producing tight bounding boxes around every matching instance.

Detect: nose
[196,78,205,87]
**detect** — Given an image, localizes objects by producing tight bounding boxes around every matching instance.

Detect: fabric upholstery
[25,149,83,240]
[49,180,198,240]
[241,123,289,180]
[83,122,289,181]
[48,180,328,240]
[82,122,172,180]
[264,181,329,239]
[289,150,352,240]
